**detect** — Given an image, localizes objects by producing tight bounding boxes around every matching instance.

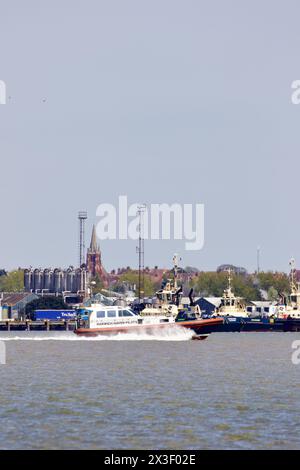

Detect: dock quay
[0,320,76,331]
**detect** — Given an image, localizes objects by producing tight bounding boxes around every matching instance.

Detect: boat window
[124,309,135,317]
[107,310,117,318]
[97,311,106,318]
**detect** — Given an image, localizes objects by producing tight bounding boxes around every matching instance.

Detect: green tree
[0,270,24,292]
[267,286,279,301]
[191,272,261,302]
[184,266,199,274]
[231,275,261,302]
[257,272,290,295]
[113,270,158,297]
[190,272,228,297]
[90,274,105,294]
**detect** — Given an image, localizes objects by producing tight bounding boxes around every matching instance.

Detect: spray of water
[0,326,195,342]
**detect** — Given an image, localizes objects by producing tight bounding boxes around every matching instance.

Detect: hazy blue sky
[0,0,300,273]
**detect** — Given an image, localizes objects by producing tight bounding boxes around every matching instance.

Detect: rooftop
[1,292,35,306]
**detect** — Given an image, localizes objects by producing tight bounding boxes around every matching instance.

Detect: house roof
[1,292,36,307]
[199,297,222,308]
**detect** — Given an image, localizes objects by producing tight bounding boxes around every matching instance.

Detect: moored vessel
[277,259,300,320]
[195,268,300,333]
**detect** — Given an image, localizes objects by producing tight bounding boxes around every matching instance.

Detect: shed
[0,292,39,320]
[195,297,222,315]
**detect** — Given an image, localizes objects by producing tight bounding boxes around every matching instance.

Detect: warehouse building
[195,297,222,316]
[0,292,38,320]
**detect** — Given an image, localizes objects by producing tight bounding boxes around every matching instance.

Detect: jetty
[0,320,76,331]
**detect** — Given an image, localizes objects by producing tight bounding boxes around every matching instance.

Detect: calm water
[0,330,300,450]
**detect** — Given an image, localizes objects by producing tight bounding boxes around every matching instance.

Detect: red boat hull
[74,317,223,337]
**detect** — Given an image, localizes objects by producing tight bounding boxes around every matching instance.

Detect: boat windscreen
[119,309,137,317]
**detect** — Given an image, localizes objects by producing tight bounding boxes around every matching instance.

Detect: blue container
[34,310,76,321]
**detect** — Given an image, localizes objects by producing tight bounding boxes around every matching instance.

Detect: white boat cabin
[85,305,139,328]
[81,304,177,329]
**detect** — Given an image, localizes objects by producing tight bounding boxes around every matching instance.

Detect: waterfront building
[196,297,222,316]
[0,292,38,320]
[246,301,277,316]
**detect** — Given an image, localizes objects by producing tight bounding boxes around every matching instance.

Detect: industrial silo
[76,267,87,293]
[49,270,54,292]
[61,270,67,292]
[33,269,42,292]
[66,267,75,292]
[54,268,62,293]
[24,269,33,292]
[43,268,51,291]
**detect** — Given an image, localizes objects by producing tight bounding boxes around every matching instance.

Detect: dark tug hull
[198,317,300,333]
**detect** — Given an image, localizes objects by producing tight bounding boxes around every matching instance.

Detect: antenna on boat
[223,268,235,301]
[289,258,297,293]
[173,254,181,289]
[227,268,232,290]
[257,246,261,274]
[173,254,178,289]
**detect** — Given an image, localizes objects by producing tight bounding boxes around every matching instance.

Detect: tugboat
[195,269,299,333]
[74,255,223,338]
[215,269,248,318]
[141,254,189,317]
[177,269,248,333]
[277,259,300,320]
[139,254,223,338]
[213,269,248,331]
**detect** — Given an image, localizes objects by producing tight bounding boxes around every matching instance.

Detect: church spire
[86,224,108,286]
[89,225,99,252]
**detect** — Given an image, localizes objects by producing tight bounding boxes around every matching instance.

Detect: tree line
[0,268,292,303]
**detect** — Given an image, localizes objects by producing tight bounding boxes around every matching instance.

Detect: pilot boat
[74,304,222,338]
[74,255,223,338]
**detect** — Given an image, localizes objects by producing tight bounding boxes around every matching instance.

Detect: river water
[0,330,299,450]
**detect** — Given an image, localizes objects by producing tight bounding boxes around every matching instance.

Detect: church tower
[86,225,108,285]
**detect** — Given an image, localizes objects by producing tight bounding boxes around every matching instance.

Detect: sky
[0,0,300,273]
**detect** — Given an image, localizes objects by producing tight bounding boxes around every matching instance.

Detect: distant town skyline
[1,1,300,273]
[1,216,295,275]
